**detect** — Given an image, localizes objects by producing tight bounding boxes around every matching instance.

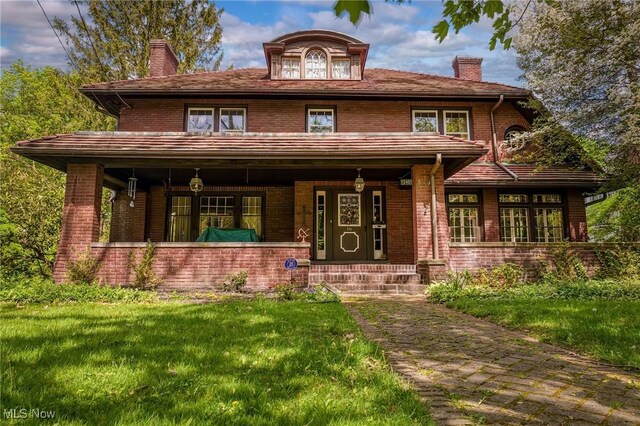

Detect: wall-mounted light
[127,169,137,208]
[189,168,203,193]
[354,168,365,193]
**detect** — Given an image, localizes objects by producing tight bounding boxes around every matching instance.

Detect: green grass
[0,301,431,425]
[445,298,640,370]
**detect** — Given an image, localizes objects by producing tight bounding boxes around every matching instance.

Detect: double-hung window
[187,108,215,132]
[444,111,470,139]
[307,108,334,133]
[447,193,481,242]
[412,110,439,133]
[499,193,565,242]
[186,107,246,132]
[219,108,245,132]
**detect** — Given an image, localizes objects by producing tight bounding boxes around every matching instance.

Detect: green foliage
[302,284,341,303]
[333,0,371,25]
[66,249,100,285]
[0,61,114,278]
[0,277,156,304]
[127,240,162,290]
[474,263,523,288]
[595,246,640,279]
[0,301,430,423]
[588,188,640,242]
[221,270,248,292]
[53,0,223,80]
[537,242,587,283]
[274,279,304,301]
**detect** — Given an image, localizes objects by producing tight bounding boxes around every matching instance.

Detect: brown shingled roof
[80,68,531,98]
[445,162,603,189]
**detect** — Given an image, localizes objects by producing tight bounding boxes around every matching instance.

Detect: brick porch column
[567,189,588,241]
[53,164,104,282]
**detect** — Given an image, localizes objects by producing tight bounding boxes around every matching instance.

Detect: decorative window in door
[200,196,234,232]
[372,190,384,260]
[338,194,361,227]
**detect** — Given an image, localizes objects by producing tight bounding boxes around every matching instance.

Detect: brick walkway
[346,297,640,425]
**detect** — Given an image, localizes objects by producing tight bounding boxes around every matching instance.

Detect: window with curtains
[168,196,192,242]
[447,193,481,242]
[499,192,565,242]
[305,50,327,79]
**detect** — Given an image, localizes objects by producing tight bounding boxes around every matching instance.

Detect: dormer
[263,30,369,80]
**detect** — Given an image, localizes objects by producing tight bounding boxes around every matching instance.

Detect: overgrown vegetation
[273,280,340,303]
[66,249,100,285]
[0,277,156,304]
[0,301,431,424]
[127,240,162,290]
[221,270,248,292]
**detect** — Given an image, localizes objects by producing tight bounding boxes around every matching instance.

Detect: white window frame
[307,108,335,133]
[412,110,440,133]
[219,108,246,132]
[331,59,351,79]
[282,58,300,79]
[305,50,327,79]
[187,107,215,132]
[443,110,471,139]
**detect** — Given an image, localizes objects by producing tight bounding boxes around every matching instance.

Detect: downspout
[490,95,519,180]
[430,153,442,260]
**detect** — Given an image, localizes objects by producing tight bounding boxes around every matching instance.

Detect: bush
[221,270,248,292]
[302,284,341,303]
[596,246,640,279]
[67,249,100,284]
[274,279,304,301]
[128,240,162,290]
[538,242,587,283]
[0,277,157,304]
[474,263,523,288]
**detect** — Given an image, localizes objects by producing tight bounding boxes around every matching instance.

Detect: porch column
[53,164,104,283]
[567,189,588,241]
[412,164,450,282]
[482,188,500,241]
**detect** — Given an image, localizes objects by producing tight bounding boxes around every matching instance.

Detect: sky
[0,0,523,86]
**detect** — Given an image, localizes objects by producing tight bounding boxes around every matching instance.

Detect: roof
[445,162,604,189]
[12,131,488,178]
[80,68,531,99]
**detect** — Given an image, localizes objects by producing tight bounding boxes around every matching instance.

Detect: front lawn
[0,301,431,425]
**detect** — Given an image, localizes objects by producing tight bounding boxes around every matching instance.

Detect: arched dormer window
[305,50,327,79]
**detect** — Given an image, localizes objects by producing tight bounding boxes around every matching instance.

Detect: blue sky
[0,0,522,86]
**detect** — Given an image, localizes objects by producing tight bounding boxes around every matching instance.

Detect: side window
[219,108,246,132]
[282,59,301,79]
[447,193,481,242]
[332,59,350,79]
[307,108,335,133]
[444,111,470,139]
[187,108,214,132]
[412,110,439,132]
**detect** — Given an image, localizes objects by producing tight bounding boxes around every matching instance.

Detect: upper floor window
[219,108,246,132]
[282,59,300,79]
[305,50,327,79]
[412,110,439,133]
[308,108,334,133]
[332,59,350,79]
[444,111,470,139]
[187,108,214,132]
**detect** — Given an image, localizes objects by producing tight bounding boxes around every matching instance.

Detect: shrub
[303,284,340,303]
[66,249,100,284]
[274,279,304,301]
[541,242,587,282]
[0,277,157,304]
[596,246,640,279]
[128,240,162,290]
[474,263,523,288]
[221,270,248,292]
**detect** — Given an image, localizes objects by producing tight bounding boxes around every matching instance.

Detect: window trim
[445,190,483,242]
[412,109,440,133]
[306,106,336,133]
[218,107,247,132]
[498,190,567,243]
[443,110,471,139]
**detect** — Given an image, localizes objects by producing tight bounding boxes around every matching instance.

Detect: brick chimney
[452,56,483,81]
[149,39,179,77]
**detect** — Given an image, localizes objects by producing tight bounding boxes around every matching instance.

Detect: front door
[315,188,386,261]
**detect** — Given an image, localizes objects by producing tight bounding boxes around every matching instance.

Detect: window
[305,50,327,79]
[241,196,262,237]
[332,59,350,79]
[307,109,334,133]
[169,196,192,242]
[219,108,246,132]
[187,108,214,132]
[282,59,300,79]
[412,110,439,133]
[444,111,470,139]
[498,192,565,242]
[504,126,527,151]
[447,193,481,242]
[200,196,234,232]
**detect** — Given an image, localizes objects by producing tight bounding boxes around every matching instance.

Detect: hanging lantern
[127,169,137,208]
[353,168,365,193]
[189,168,204,193]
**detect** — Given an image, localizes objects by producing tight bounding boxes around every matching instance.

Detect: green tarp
[196,227,259,242]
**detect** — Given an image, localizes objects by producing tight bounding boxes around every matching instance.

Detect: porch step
[309,263,423,295]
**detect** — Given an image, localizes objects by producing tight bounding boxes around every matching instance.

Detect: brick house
[13,30,603,292]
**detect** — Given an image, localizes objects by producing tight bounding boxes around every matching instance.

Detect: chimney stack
[452,56,483,81]
[149,39,178,77]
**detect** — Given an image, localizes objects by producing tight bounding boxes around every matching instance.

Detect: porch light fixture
[127,169,137,208]
[354,168,365,193]
[189,168,204,193]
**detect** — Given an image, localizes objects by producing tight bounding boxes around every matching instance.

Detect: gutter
[490,95,519,181]
[430,153,442,260]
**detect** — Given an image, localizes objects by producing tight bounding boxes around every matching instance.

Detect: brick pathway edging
[345,298,640,426]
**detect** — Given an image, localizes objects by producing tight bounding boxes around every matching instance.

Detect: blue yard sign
[284,258,298,270]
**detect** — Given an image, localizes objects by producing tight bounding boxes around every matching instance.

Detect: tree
[0,62,115,278]
[53,0,224,81]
